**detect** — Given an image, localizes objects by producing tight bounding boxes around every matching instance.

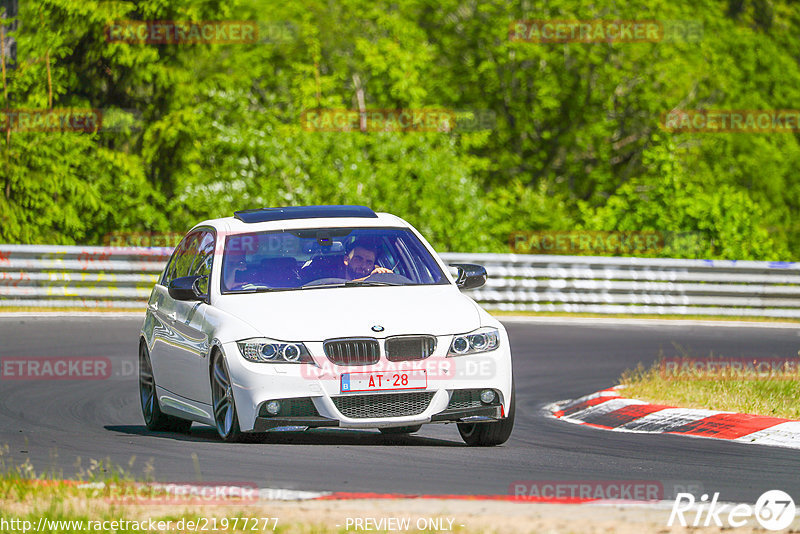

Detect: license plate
[340,370,427,393]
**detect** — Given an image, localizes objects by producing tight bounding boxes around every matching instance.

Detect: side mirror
[169,275,207,301]
[449,263,487,290]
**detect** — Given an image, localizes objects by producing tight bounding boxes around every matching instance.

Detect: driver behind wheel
[344,239,393,281]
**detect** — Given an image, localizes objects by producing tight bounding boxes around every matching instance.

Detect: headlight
[237,338,314,364]
[447,328,500,357]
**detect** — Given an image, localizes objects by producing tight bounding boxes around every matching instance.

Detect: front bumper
[253,404,504,432]
[223,338,513,432]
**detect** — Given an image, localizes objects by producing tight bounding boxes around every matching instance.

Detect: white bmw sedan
[139,205,514,446]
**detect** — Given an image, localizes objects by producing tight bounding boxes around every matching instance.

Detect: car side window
[189,231,215,294]
[161,231,201,286]
[396,236,439,284]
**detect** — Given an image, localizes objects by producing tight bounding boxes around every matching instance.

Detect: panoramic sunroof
[233,205,378,223]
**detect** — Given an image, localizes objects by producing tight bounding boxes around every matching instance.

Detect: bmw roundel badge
[371,325,385,332]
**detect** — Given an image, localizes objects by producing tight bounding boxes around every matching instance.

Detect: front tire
[139,342,192,433]
[211,350,245,442]
[457,385,515,447]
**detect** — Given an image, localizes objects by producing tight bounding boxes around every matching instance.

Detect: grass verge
[0,447,792,532]
[0,449,472,534]
[619,359,800,419]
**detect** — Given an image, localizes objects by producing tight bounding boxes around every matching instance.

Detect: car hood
[214,284,481,341]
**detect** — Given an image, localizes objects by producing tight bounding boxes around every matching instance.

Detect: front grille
[333,392,435,419]
[385,336,437,362]
[324,338,380,366]
[447,389,484,410]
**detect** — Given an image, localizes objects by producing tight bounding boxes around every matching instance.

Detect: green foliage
[0,0,798,259]
[580,133,791,259]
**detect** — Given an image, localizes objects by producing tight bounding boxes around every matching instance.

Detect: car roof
[190,207,409,236]
[234,205,377,223]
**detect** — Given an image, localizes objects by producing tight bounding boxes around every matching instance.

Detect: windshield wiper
[300,283,346,289]
[298,281,402,289]
[235,286,279,293]
[344,280,398,287]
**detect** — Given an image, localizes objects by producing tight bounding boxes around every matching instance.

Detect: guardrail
[0,245,798,317]
[0,245,170,309]
[441,253,800,318]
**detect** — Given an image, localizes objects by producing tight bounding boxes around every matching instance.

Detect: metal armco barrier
[1,245,799,317]
[0,245,170,309]
[439,253,800,318]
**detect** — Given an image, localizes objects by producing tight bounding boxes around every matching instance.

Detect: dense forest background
[1,0,798,259]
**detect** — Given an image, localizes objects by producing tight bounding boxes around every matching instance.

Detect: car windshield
[221,227,447,293]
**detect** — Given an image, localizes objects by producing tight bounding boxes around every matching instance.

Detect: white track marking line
[734,421,800,450]
[618,408,725,432]
[562,398,646,423]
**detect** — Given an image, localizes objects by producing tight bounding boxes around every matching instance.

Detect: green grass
[0,450,468,534]
[619,359,800,419]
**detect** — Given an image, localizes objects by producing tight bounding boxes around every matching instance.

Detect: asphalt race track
[0,316,798,503]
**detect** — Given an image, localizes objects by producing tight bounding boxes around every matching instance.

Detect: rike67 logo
[668,490,796,531]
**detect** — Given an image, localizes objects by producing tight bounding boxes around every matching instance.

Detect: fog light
[265,400,281,416]
[480,389,496,404]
